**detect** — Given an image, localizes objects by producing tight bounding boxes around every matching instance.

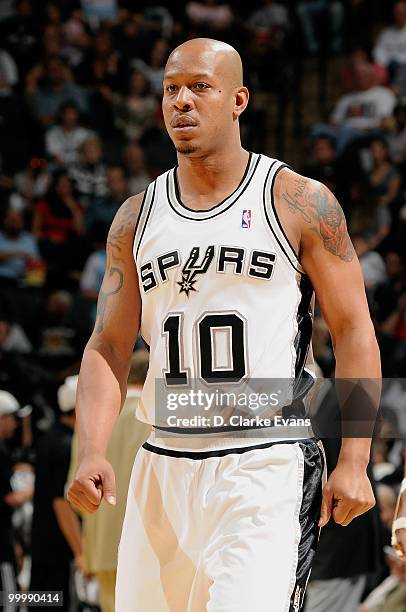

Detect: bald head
[165,38,243,89]
[162,38,248,157]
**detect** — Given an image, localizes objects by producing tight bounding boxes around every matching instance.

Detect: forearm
[53,498,82,557]
[76,336,132,459]
[334,327,381,467]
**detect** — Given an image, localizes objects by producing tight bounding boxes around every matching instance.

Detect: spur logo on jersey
[177,246,215,296]
[241,209,251,228]
[139,245,276,295]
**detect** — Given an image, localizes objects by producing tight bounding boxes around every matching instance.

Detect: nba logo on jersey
[241,209,251,228]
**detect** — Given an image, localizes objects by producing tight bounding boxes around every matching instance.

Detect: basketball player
[67,39,380,611]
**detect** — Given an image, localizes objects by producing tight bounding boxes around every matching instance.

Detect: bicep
[292,176,373,340]
[89,195,144,355]
[93,246,141,348]
[302,244,371,342]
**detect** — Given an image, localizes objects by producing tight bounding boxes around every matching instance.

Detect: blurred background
[0,0,405,611]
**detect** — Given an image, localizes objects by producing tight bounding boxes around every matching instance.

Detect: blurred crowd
[0,0,405,611]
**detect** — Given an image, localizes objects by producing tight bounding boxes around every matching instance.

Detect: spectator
[41,24,63,61]
[0,307,32,353]
[340,47,388,94]
[68,136,108,207]
[81,0,118,28]
[385,98,406,166]
[373,1,406,74]
[132,38,169,96]
[186,0,234,33]
[112,70,158,142]
[296,0,344,55]
[367,138,401,208]
[302,136,339,193]
[329,63,396,153]
[37,291,80,367]
[45,102,95,166]
[33,171,83,280]
[85,166,128,231]
[30,376,79,611]
[13,158,51,209]
[353,234,387,291]
[0,0,40,77]
[0,208,40,287]
[26,56,88,127]
[348,184,390,252]
[374,252,406,327]
[122,143,150,194]
[373,251,406,373]
[80,222,108,326]
[0,391,33,610]
[75,28,123,92]
[247,0,289,34]
[67,351,151,612]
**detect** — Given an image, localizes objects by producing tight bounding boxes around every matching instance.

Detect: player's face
[162,53,236,156]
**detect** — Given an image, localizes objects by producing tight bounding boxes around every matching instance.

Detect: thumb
[101,466,116,506]
[319,487,333,528]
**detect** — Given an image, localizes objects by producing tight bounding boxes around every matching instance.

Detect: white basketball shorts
[116,434,326,612]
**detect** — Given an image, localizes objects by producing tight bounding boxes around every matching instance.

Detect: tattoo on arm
[95,199,139,333]
[282,176,355,262]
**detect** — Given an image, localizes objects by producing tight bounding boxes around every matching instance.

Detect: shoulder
[274,166,332,222]
[274,168,355,262]
[106,191,146,253]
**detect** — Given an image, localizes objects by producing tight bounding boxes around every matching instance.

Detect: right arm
[67,193,144,513]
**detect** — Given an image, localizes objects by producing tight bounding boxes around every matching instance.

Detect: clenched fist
[319,460,375,528]
[67,453,116,514]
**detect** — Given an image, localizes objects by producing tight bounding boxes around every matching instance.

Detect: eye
[193,82,209,91]
[165,84,177,93]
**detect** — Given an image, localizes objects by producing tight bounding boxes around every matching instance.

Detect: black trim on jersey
[288,440,324,612]
[294,275,314,379]
[131,188,149,257]
[270,164,301,261]
[174,151,252,213]
[135,180,157,260]
[292,275,314,405]
[166,154,262,221]
[263,164,305,276]
[143,437,312,460]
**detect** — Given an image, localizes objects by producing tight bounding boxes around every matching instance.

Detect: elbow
[330,320,378,352]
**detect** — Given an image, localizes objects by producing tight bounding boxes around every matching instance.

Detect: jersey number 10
[163,312,247,386]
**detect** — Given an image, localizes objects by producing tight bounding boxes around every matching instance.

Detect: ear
[233,87,249,120]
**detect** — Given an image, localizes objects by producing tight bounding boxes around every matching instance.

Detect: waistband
[147,425,314,453]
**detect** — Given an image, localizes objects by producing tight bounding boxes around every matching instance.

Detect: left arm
[276,169,381,526]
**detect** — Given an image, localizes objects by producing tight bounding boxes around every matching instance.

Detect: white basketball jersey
[133,153,315,428]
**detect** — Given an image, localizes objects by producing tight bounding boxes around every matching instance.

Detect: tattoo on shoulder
[281,176,355,262]
[95,199,139,333]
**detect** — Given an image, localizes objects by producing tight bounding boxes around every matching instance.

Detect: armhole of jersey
[263,161,306,276]
[133,179,157,262]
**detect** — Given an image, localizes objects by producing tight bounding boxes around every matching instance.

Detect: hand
[74,554,90,577]
[67,454,116,514]
[319,460,375,527]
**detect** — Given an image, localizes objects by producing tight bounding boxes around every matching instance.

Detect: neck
[177,143,249,199]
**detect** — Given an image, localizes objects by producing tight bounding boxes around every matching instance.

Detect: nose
[174,86,193,112]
